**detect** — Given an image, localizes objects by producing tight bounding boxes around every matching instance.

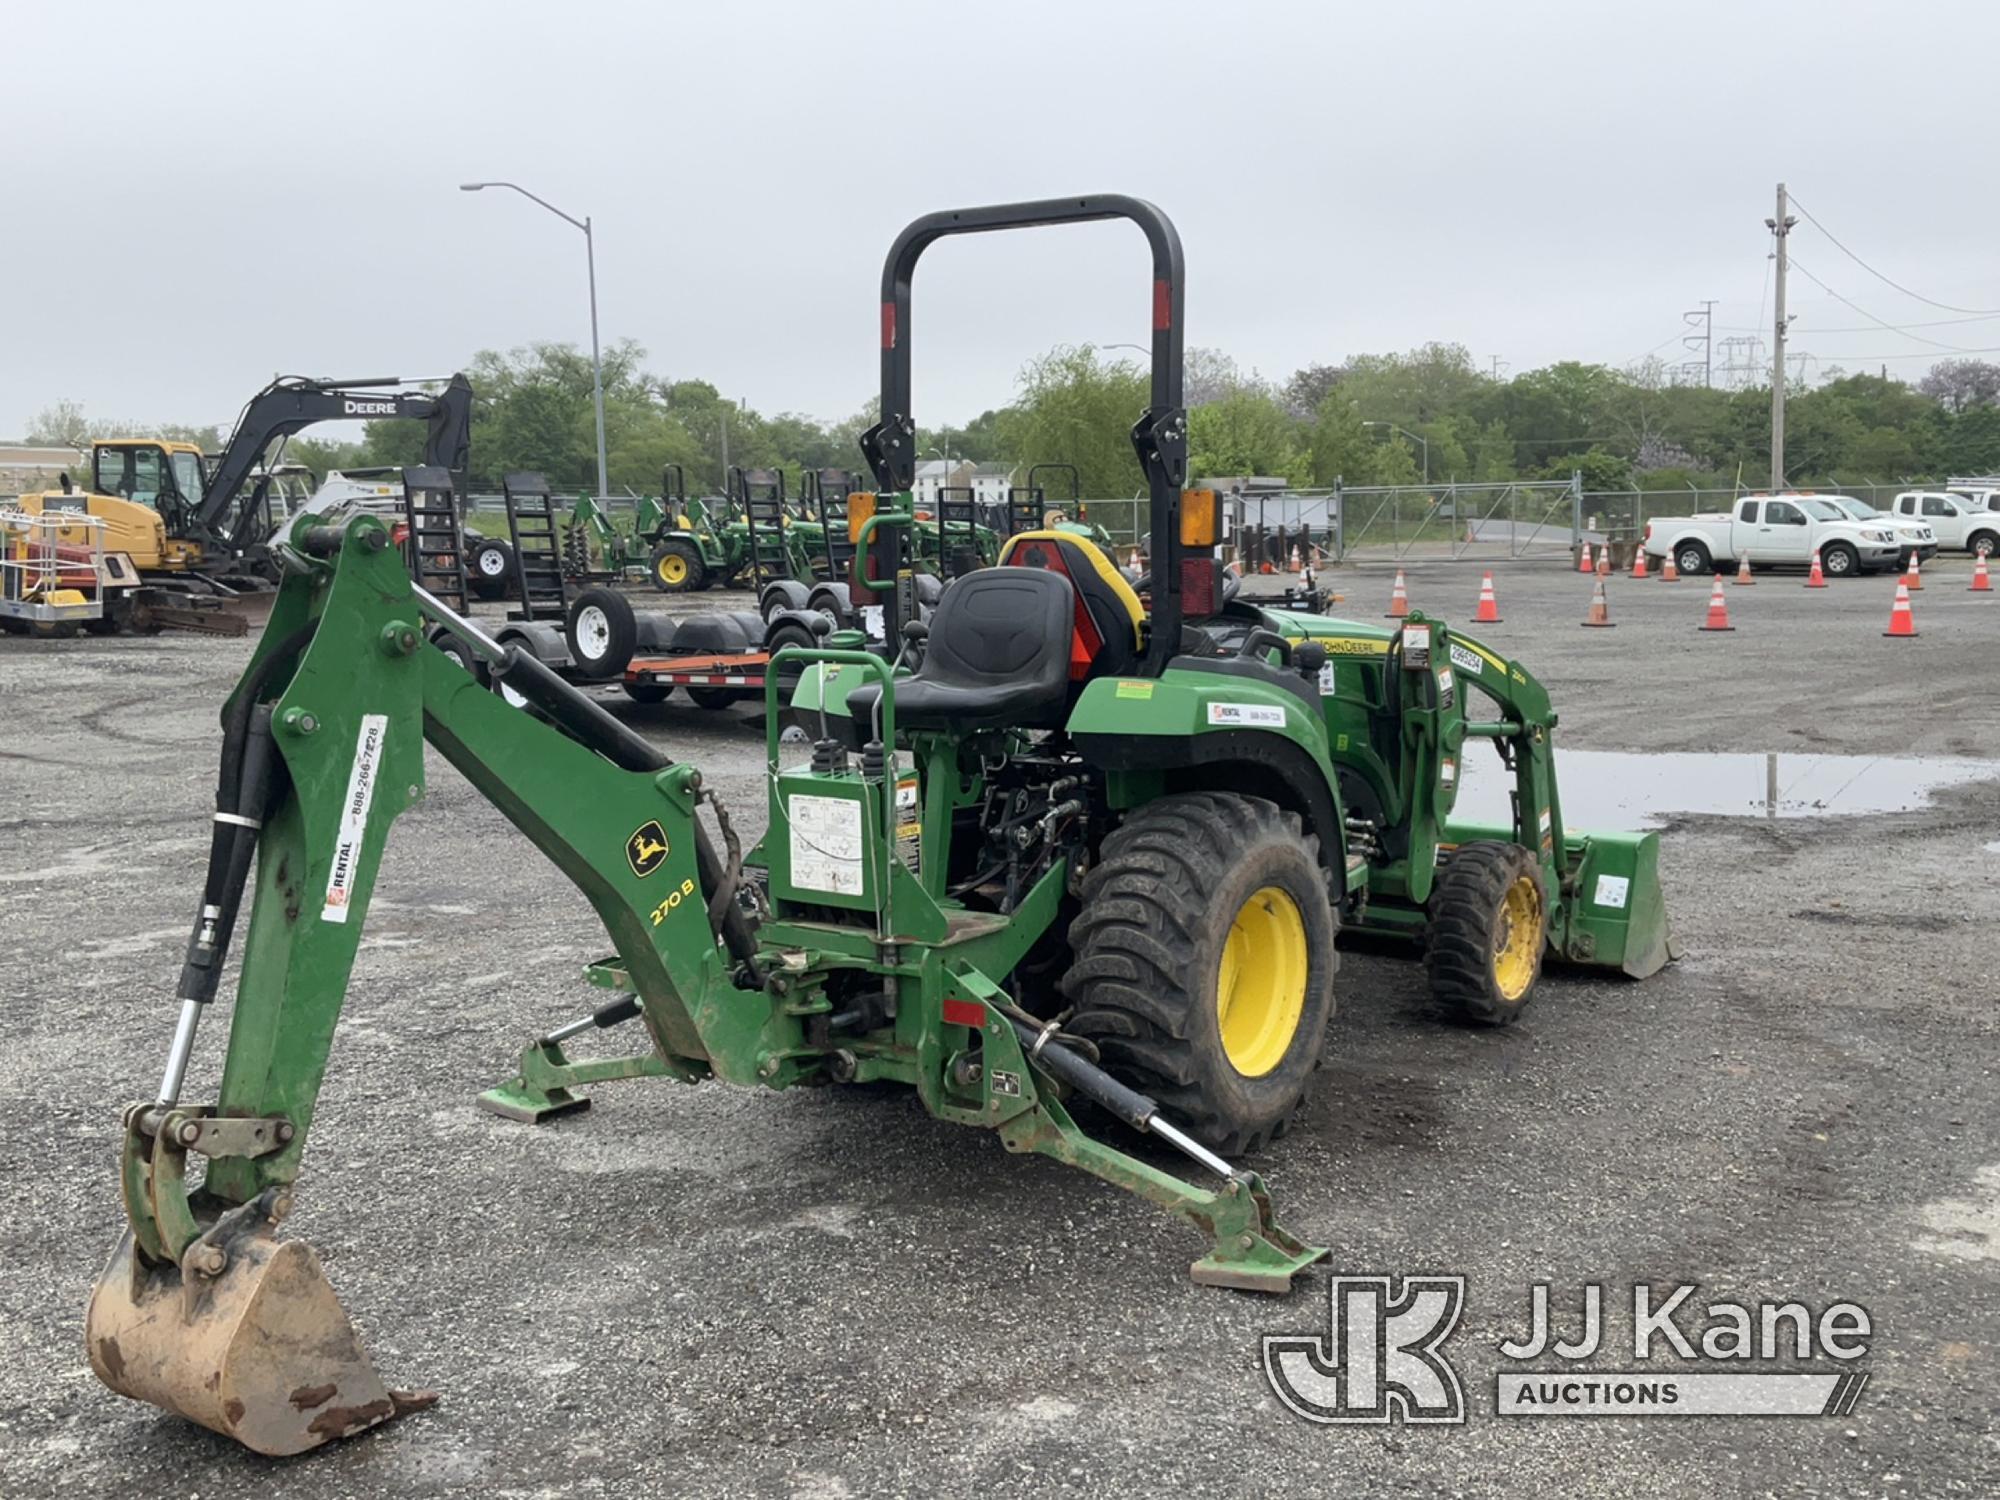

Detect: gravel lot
[3,557,1996,1498]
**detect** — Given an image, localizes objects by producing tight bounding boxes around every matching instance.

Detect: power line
[1717,312,2000,333]
[1788,257,1992,353]
[1788,192,2000,317]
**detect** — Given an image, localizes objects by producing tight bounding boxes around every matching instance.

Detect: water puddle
[1454,749,2000,828]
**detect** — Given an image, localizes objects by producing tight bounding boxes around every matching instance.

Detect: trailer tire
[806,582,854,631]
[763,618,817,712]
[760,579,812,621]
[1426,840,1547,1026]
[468,537,515,600]
[687,685,737,710]
[1064,791,1338,1156]
[649,539,705,593]
[1674,540,1712,576]
[1820,541,1858,578]
[565,587,637,680]
[622,681,671,704]
[427,625,490,686]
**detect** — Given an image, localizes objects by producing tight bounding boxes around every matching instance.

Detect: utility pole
[1683,299,1717,387]
[1766,183,1795,489]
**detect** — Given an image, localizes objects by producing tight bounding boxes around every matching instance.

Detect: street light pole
[461,180,609,501]
[1362,421,1429,485]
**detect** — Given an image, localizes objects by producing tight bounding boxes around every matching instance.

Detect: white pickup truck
[1643,495,1902,577]
[1891,491,2000,557]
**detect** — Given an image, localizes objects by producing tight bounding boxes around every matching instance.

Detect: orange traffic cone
[1971,553,1992,593]
[1127,547,1141,572]
[1805,549,1827,588]
[1473,571,1502,624]
[1596,548,1611,578]
[1903,552,1924,591]
[1289,544,1301,573]
[1578,542,1594,574]
[1698,576,1734,632]
[1734,554,1754,586]
[1883,582,1919,637]
[1580,576,1615,628]
[1386,569,1410,619]
[1631,546,1648,579]
[1660,550,1680,582]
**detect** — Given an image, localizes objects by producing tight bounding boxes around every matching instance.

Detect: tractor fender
[1068,662,1346,876]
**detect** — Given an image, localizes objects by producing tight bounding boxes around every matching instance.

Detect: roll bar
[859,195,1189,674]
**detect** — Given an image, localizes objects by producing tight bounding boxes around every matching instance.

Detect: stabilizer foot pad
[476,1084,591,1124]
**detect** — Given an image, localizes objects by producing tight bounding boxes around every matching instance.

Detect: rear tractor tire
[1425,840,1548,1026]
[1064,792,1338,1156]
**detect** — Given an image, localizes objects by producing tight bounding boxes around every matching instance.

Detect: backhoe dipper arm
[88,514,778,1455]
[197,374,474,550]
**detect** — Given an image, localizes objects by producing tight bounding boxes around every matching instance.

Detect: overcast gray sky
[10,0,1998,440]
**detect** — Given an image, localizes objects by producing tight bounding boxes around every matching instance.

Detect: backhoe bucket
[86,1227,431,1456]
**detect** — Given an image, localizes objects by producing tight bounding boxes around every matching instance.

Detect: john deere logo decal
[627,821,669,877]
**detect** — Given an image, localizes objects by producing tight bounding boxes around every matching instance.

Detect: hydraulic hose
[160,625,316,1106]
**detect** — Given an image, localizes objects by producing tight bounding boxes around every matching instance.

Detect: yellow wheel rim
[1492,874,1544,1001]
[658,553,688,585]
[1217,885,1309,1077]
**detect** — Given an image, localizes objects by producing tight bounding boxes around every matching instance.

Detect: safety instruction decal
[1207,702,1286,729]
[1593,874,1631,910]
[322,713,388,924]
[790,794,864,896]
[1115,680,1154,699]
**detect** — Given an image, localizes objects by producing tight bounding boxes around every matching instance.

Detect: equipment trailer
[86,195,1674,1458]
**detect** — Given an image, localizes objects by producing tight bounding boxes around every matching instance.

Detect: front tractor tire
[1064,792,1338,1156]
[1426,840,1549,1026]
[649,539,705,594]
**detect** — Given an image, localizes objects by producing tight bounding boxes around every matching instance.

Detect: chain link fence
[1073,478,1932,569]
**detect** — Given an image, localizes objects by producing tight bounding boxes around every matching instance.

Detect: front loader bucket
[1562,827,1679,979]
[87,1228,432,1456]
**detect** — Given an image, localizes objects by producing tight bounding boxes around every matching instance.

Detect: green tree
[996,346,1150,498]
[1188,388,1307,483]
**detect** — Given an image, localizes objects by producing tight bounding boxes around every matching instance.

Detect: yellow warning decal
[1115,680,1155,699]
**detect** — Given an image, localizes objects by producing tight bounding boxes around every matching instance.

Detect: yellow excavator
[15,375,473,630]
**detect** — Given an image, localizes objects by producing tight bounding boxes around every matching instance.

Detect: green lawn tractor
[84,195,1674,1459]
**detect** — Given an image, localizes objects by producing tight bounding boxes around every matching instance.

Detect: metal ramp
[398,465,470,614]
[502,472,568,623]
[934,485,983,578]
[731,466,793,587]
[805,468,857,583]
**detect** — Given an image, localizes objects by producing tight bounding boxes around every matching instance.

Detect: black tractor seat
[847,568,1076,734]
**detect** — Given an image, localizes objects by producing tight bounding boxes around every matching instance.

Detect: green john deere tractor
[646,465,820,593]
[85,195,1674,1458]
